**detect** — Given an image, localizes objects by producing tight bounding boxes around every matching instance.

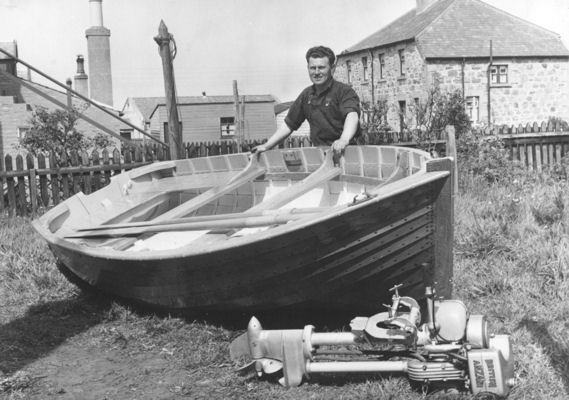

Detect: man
[253,46,361,156]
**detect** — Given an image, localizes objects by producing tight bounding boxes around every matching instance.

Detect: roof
[274,101,294,115]
[134,95,277,120]
[342,0,569,58]
[0,41,17,60]
[19,78,129,135]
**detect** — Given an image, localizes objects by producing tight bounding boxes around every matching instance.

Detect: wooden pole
[445,125,458,195]
[233,80,242,151]
[487,39,493,126]
[155,20,183,160]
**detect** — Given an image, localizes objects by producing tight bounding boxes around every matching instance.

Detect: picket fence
[2,121,569,216]
[0,137,309,216]
[495,120,569,170]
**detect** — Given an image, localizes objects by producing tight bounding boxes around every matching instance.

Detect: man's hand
[251,144,268,158]
[331,138,349,155]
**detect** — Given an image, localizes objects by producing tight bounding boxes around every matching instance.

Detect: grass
[2,159,569,399]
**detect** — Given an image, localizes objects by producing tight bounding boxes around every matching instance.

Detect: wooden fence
[492,119,569,170]
[2,121,569,216]
[0,137,311,216]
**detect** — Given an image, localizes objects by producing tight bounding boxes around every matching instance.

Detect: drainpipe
[487,40,493,126]
[461,58,465,99]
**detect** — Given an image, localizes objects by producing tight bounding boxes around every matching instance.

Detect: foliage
[408,86,471,153]
[357,99,392,145]
[18,106,112,160]
[455,126,526,187]
[547,116,569,131]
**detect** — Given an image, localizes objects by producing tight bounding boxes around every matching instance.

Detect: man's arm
[331,111,359,154]
[251,123,293,155]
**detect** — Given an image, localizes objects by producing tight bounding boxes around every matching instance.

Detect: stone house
[335,0,569,131]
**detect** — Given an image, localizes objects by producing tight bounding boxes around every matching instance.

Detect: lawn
[1,149,569,399]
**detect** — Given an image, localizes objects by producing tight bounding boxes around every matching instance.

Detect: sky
[1,0,568,109]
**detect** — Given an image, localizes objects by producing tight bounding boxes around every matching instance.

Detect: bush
[456,127,526,187]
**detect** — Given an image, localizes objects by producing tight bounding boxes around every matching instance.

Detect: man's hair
[305,46,336,65]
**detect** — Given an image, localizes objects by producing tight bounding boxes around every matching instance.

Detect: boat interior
[43,146,430,251]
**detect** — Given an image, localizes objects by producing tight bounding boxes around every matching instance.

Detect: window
[362,56,369,81]
[120,129,132,141]
[490,65,508,84]
[17,127,30,140]
[465,96,479,122]
[378,54,385,79]
[398,49,405,77]
[220,117,235,138]
[346,60,352,84]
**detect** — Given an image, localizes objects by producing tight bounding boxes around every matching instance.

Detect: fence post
[445,125,458,195]
[26,153,38,213]
[16,155,26,215]
[5,154,16,216]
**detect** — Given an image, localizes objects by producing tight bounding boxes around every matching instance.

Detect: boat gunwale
[32,167,450,261]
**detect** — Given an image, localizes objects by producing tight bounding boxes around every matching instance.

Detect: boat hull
[34,147,454,311]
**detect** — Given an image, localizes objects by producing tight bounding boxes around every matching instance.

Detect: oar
[144,155,265,221]
[75,207,324,232]
[65,212,311,239]
[245,150,341,212]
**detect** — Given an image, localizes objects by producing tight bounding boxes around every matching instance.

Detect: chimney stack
[74,55,89,97]
[85,0,113,105]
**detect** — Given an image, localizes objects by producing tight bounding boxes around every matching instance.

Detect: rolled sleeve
[338,87,361,119]
[284,91,307,132]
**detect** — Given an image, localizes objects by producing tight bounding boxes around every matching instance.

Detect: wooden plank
[67,211,314,239]
[49,152,60,206]
[102,149,112,186]
[0,154,4,215]
[5,154,16,216]
[60,151,70,200]
[92,150,102,191]
[425,157,453,300]
[152,156,265,220]
[16,155,26,215]
[77,207,323,232]
[38,153,49,207]
[27,154,38,213]
[81,151,92,195]
[70,151,82,195]
[246,152,340,212]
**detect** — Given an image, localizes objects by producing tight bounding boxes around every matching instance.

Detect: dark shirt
[285,79,361,146]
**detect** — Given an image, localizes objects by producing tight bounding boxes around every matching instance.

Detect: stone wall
[337,42,569,129]
[336,42,428,130]
[427,58,569,126]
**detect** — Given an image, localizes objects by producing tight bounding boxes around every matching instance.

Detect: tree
[18,106,91,157]
[408,85,472,154]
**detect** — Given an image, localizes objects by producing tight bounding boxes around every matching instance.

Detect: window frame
[346,60,353,84]
[398,49,405,77]
[490,64,508,84]
[220,116,236,139]
[378,53,385,79]
[465,96,480,123]
[362,56,369,81]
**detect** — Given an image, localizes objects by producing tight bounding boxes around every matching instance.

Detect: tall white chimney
[85,0,113,106]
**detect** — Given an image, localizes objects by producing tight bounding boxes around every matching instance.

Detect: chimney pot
[76,55,86,74]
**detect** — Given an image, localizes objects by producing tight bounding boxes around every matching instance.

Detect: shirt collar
[312,78,335,96]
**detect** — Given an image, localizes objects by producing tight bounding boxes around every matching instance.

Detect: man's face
[307,56,334,87]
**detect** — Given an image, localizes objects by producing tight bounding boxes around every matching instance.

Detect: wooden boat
[32,146,454,311]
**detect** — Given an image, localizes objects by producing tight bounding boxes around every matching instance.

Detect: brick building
[335,0,569,130]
